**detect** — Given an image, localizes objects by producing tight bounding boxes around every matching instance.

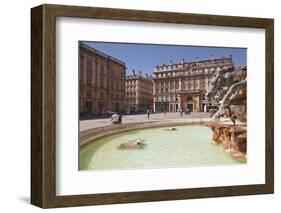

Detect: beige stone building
[125,70,153,113]
[153,56,233,112]
[79,43,126,116]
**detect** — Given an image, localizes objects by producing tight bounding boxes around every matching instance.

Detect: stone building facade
[153,56,233,113]
[79,43,126,115]
[125,70,153,113]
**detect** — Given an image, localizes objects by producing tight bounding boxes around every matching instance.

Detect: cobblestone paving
[80,112,213,132]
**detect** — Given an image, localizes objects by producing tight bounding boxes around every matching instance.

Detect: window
[100,64,105,74]
[86,90,92,98]
[87,71,92,85]
[86,57,92,71]
[100,92,104,100]
[86,58,92,85]
[100,77,105,88]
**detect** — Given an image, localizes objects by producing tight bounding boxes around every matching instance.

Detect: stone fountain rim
[80,120,213,148]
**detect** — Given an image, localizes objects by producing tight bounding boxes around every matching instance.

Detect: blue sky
[82,41,246,75]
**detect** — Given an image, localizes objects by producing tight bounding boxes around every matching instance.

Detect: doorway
[115,103,120,112]
[175,104,179,112]
[186,96,193,112]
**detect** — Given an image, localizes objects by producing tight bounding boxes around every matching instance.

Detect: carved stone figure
[206,66,247,122]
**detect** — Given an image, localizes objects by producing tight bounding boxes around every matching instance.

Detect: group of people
[111,109,152,124]
[112,107,191,124]
[177,108,190,117]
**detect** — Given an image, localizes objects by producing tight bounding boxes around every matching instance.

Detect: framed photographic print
[31,4,274,208]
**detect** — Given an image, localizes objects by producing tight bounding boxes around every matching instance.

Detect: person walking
[118,113,122,124]
[179,108,183,117]
[146,109,150,119]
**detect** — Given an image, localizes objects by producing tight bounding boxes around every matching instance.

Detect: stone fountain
[206,65,247,159]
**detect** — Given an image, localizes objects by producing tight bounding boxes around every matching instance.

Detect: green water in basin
[80,125,245,171]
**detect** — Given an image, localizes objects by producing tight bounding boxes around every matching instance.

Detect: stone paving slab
[80,112,212,132]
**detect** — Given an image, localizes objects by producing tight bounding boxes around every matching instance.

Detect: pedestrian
[146,109,150,119]
[118,113,122,124]
[179,108,183,117]
[164,110,166,116]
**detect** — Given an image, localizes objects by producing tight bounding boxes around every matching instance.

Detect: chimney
[195,57,199,62]
[139,70,142,76]
[181,58,185,64]
[145,73,148,78]
[132,69,135,75]
[169,60,173,65]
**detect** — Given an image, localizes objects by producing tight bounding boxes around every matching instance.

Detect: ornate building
[125,70,153,113]
[153,56,233,112]
[79,43,126,115]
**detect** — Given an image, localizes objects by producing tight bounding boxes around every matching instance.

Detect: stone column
[82,56,87,84]
[97,60,100,88]
[136,79,139,107]
[193,97,197,112]
[178,94,182,109]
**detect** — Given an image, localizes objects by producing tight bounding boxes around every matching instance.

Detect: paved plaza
[80,112,213,132]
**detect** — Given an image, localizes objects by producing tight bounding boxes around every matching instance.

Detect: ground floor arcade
[153,91,214,113]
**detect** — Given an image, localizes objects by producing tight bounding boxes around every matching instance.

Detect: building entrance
[186,97,193,112]
[115,103,120,112]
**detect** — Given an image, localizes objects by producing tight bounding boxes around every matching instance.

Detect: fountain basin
[80,124,246,171]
